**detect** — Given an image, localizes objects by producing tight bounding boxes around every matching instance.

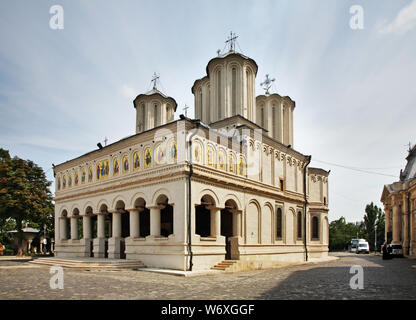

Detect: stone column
[210,208,221,238]
[392,198,401,244]
[83,215,92,239]
[81,215,92,257]
[150,206,161,236]
[403,193,409,255]
[112,211,122,238]
[60,218,67,240]
[97,214,105,238]
[93,213,107,258]
[232,211,241,237]
[108,210,123,259]
[70,216,78,240]
[129,209,140,238]
[384,206,391,243]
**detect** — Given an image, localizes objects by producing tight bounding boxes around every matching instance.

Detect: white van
[350,239,366,253]
[356,241,370,254]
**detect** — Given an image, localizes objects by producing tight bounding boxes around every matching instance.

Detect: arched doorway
[157,195,174,237]
[196,195,215,238]
[133,198,150,237]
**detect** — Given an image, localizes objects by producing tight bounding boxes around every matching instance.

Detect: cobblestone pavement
[0,253,415,300]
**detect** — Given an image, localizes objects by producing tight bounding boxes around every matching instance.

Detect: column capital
[148,205,164,210]
[126,208,143,213]
[94,211,109,216]
[108,209,125,214]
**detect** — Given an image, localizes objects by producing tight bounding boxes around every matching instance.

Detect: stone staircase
[29,257,145,271]
[210,260,238,272]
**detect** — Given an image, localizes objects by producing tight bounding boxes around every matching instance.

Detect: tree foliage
[329,202,385,252]
[362,202,385,251]
[329,217,362,251]
[0,148,54,254]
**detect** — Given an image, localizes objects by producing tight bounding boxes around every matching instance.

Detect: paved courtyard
[0,252,415,300]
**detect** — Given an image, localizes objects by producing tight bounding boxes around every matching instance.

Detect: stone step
[210,260,238,271]
[29,258,145,270]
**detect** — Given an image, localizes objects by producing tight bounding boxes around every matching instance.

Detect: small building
[53,38,330,271]
[381,144,416,256]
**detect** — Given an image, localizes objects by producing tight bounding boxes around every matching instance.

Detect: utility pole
[375,224,377,253]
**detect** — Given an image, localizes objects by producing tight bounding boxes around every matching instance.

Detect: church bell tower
[133,73,178,134]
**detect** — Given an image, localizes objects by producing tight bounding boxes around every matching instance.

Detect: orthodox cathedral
[53,34,330,271]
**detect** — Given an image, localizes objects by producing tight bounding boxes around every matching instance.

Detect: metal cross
[260,74,276,95]
[225,32,238,52]
[151,72,160,89]
[183,104,189,117]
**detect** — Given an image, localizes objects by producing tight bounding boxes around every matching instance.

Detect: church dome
[133,84,177,134]
[192,49,258,124]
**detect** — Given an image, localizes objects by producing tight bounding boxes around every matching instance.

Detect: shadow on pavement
[258,255,416,300]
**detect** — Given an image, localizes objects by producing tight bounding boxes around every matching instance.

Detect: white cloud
[121,85,137,100]
[379,0,416,34]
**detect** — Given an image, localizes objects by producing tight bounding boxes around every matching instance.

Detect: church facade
[381,145,416,256]
[53,43,330,271]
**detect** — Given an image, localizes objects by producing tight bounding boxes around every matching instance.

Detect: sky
[0,0,415,223]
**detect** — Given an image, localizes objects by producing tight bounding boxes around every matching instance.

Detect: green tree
[329,217,361,251]
[362,202,384,251]
[0,148,54,255]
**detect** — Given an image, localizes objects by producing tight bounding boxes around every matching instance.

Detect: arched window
[261,106,264,128]
[199,89,203,119]
[207,86,210,122]
[276,208,282,239]
[272,105,276,138]
[141,104,146,131]
[297,211,302,239]
[312,216,319,239]
[232,67,237,116]
[154,104,158,127]
[217,70,222,119]
[246,70,250,118]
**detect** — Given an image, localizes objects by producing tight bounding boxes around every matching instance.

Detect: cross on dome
[151,72,160,89]
[225,32,238,52]
[183,104,190,117]
[260,74,276,95]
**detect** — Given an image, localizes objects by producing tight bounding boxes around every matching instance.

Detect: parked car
[356,242,370,254]
[387,244,404,257]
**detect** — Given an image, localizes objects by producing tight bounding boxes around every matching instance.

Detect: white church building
[53,35,330,271]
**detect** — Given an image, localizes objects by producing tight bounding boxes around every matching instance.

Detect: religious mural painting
[133,151,140,171]
[68,174,72,187]
[113,157,120,176]
[57,177,61,190]
[88,167,93,183]
[229,154,236,173]
[193,141,202,164]
[155,144,165,165]
[81,169,86,184]
[62,175,66,189]
[122,154,129,173]
[218,149,226,170]
[96,160,110,180]
[74,171,79,186]
[144,147,152,168]
[207,144,215,167]
[238,156,245,176]
[168,140,177,163]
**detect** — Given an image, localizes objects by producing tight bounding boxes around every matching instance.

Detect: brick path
[0,252,415,299]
